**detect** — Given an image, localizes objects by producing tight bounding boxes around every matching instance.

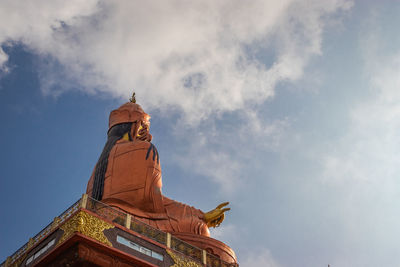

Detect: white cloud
[0,46,8,72]
[0,0,352,124]
[0,0,354,196]
[240,110,290,150]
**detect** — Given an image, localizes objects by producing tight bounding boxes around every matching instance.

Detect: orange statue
[86,94,230,237]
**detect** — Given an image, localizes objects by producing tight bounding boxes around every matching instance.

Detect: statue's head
[108,102,152,142]
[109,102,150,128]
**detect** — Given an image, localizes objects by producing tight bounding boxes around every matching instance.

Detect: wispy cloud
[209,224,237,242]
[322,30,400,186]
[172,130,242,194]
[240,248,282,267]
[0,47,8,72]
[314,14,400,265]
[170,110,290,194]
[210,224,281,267]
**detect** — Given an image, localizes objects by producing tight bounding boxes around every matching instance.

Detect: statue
[86,93,230,237]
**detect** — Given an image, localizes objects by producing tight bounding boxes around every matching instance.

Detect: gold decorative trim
[167,250,203,267]
[5,254,27,267]
[58,210,114,247]
[51,216,61,231]
[26,238,34,250]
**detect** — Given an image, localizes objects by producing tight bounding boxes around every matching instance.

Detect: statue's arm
[163,196,230,228]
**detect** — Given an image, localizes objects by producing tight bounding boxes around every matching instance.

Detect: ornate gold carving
[167,250,203,267]
[26,238,34,250]
[13,255,27,267]
[51,216,61,230]
[5,254,27,267]
[58,210,114,247]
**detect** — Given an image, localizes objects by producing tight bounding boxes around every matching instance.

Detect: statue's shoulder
[114,139,151,151]
[113,140,158,160]
[110,140,160,166]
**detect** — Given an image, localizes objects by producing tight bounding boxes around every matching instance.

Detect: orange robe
[87,139,210,236]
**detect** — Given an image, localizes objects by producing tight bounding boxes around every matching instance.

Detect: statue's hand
[204,202,230,228]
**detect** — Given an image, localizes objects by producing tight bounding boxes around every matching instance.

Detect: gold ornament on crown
[129,92,136,103]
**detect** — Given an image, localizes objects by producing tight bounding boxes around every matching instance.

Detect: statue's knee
[199,223,210,237]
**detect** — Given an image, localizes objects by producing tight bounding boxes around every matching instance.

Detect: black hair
[91,122,133,200]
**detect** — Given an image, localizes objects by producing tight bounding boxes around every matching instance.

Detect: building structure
[2,195,237,266]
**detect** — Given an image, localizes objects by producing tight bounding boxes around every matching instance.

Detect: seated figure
[86,96,229,236]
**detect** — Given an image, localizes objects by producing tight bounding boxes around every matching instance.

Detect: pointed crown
[108,93,150,129]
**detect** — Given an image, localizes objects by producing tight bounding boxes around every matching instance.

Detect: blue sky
[1,1,400,266]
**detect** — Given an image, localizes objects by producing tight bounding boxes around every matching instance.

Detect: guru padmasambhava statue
[86,94,230,238]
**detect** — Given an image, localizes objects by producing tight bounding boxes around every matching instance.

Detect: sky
[1,0,400,266]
